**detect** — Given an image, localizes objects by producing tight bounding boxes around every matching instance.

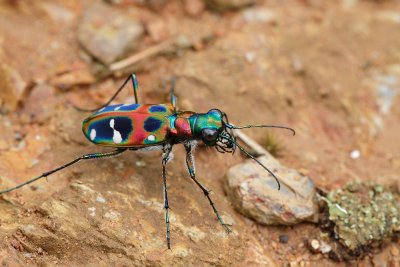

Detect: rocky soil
[0,0,399,266]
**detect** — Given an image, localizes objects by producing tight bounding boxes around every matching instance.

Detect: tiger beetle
[0,74,295,249]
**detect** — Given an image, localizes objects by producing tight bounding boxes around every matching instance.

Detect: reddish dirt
[0,0,399,266]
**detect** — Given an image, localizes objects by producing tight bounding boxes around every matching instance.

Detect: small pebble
[37,247,44,254]
[292,55,305,75]
[279,234,289,244]
[96,195,106,203]
[350,150,360,159]
[30,159,39,167]
[310,239,320,250]
[23,253,34,259]
[104,210,120,221]
[88,207,96,217]
[320,242,332,254]
[245,52,255,63]
[175,34,192,49]
[136,161,146,167]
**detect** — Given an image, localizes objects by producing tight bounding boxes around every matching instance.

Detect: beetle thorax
[173,117,192,138]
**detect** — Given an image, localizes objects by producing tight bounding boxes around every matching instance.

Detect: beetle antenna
[222,135,281,190]
[225,123,295,136]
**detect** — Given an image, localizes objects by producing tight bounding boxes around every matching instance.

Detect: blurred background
[0,0,399,266]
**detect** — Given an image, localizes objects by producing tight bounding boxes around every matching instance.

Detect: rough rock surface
[324,182,400,251]
[226,154,318,225]
[78,3,144,64]
[1,176,245,266]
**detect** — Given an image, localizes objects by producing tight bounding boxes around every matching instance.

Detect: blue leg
[130,74,139,104]
[169,76,177,113]
[75,74,139,112]
[184,142,232,233]
[162,144,173,249]
[0,149,126,194]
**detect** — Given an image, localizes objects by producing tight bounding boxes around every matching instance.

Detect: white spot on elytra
[109,119,122,144]
[147,135,156,141]
[90,129,96,140]
[113,131,122,143]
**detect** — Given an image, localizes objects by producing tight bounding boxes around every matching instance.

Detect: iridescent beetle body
[0,74,295,249]
[82,103,225,148]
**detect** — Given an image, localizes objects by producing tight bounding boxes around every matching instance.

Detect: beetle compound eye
[202,128,218,143]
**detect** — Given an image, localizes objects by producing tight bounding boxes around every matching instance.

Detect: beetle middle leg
[161,143,174,249]
[184,142,232,233]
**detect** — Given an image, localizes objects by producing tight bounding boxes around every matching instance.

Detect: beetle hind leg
[184,143,232,233]
[169,76,177,113]
[74,74,140,112]
[130,74,139,104]
[0,149,127,194]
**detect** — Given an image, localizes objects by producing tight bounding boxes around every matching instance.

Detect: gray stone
[226,153,318,225]
[77,3,144,65]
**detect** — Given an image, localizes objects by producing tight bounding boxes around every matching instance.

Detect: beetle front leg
[161,144,173,249]
[184,142,232,233]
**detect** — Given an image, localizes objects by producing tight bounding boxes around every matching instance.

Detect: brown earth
[0,0,399,266]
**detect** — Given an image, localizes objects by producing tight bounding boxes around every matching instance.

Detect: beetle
[0,74,295,249]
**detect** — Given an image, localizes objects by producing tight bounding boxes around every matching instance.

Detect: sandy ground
[0,0,399,266]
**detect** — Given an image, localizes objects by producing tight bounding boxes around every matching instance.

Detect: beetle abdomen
[82,104,174,147]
